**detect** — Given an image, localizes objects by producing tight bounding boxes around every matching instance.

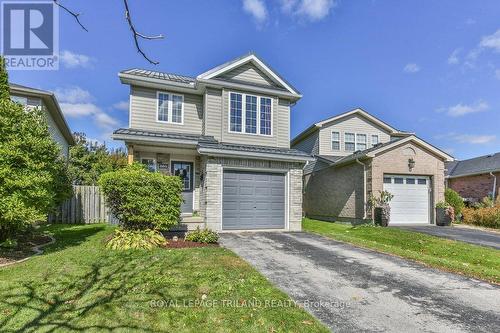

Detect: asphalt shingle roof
[446,152,500,177]
[197,141,312,158]
[113,128,216,142]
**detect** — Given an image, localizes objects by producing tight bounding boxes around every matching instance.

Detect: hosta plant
[105,229,167,250]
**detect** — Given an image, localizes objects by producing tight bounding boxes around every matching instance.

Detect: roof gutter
[197,147,314,163]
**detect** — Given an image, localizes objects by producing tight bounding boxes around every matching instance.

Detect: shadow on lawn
[42,224,108,255]
[0,251,184,332]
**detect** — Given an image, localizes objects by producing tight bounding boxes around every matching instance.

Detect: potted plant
[369,190,394,227]
[436,201,454,226]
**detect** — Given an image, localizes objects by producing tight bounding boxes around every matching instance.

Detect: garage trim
[220,166,289,231]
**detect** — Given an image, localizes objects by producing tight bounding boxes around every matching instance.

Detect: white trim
[331,131,340,151]
[197,54,300,96]
[371,134,379,147]
[344,132,356,152]
[128,91,132,128]
[155,91,184,125]
[227,91,273,137]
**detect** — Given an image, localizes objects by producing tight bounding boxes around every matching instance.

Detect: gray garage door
[223,170,286,230]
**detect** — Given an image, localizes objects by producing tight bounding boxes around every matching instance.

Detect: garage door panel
[384,175,430,225]
[223,170,286,230]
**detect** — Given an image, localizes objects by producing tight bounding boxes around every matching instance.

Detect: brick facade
[448,172,499,201]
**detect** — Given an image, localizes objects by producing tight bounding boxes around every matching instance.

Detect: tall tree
[0,56,9,100]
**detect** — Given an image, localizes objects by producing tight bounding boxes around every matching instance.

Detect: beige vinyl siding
[204,88,223,140]
[292,131,319,155]
[130,85,203,134]
[218,62,277,87]
[318,114,391,156]
[219,89,290,148]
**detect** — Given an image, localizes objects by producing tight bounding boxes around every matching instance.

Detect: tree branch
[123,0,164,65]
[53,0,88,32]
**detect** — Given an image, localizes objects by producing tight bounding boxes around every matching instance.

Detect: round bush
[445,188,465,218]
[99,163,183,230]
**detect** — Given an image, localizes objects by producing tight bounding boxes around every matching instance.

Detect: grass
[0,224,328,333]
[303,218,500,284]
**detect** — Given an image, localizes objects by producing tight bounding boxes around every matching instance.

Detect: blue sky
[8,0,500,159]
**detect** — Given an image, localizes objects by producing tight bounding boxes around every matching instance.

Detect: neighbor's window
[157,92,183,123]
[357,134,367,151]
[345,133,355,151]
[331,131,340,151]
[371,135,379,146]
[260,97,272,135]
[229,92,272,136]
[245,95,257,134]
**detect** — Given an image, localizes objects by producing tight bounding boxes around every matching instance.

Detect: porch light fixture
[408,158,415,171]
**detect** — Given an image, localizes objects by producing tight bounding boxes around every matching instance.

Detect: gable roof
[197,53,301,96]
[291,108,410,146]
[446,152,500,178]
[9,83,75,145]
[329,135,454,167]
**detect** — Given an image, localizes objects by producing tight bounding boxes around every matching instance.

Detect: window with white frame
[371,135,379,146]
[357,134,367,151]
[331,131,340,151]
[345,133,355,151]
[141,158,156,172]
[229,92,272,136]
[157,92,183,124]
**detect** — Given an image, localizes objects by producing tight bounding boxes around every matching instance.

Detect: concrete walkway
[394,225,500,249]
[220,232,500,333]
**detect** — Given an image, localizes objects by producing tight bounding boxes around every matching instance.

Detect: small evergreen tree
[0,56,10,100]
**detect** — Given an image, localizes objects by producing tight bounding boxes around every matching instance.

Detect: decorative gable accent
[197,53,300,96]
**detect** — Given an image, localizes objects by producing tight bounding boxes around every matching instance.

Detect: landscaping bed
[162,239,219,248]
[303,218,500,284]
[0,233,52,266]
[0,224,328,332]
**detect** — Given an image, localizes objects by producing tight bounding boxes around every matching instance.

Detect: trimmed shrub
[99,163,183,230]
[185,227,219,244]
[105,229,166,250]
[445,188,464,219]
[462,206,500,229]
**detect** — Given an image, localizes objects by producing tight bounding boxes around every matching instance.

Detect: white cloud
[454,135,496,144]
[113,100,129,111]
[59,50,93,68]
[447,48,461,65]
[243,0,268,23]
[439,100,489,117]
[279,0,336,21]
[479,29,500,53]
[56,86,119,130]
[403,63,420,73]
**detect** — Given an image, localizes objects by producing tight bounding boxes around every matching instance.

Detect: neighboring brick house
[292,109,454,225]
[112,53,313,232]
[446,153,500,202]
[9,83,75,158]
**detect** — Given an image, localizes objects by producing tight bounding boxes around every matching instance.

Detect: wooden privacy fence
[48,185,119,224]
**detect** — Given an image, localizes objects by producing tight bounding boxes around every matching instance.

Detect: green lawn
[0,224,327,333]
[303,218,500,284]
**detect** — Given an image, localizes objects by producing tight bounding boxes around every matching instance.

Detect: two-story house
[291,108,454,225]
[112,53,313,232]
[9,83,75,158]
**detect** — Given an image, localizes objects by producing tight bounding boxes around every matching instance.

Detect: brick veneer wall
[370,142,445,223]
[203,156,304,231]
[448,172,499,201]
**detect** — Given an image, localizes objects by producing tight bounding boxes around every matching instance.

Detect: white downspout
[356,158,367,219]
[491,172,497,199]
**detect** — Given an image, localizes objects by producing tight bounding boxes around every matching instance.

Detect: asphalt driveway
[220,232,500,333]
[394,225,500,249]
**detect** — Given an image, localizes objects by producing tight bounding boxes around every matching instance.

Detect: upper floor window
[331,131,340,151]
[357,134,367,150]
[371,135,379,146]
[157,92,183,124]
[229,92,272,136]
[345,133,355,151]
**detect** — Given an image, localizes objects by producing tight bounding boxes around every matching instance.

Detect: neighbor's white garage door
[383,175,430,224]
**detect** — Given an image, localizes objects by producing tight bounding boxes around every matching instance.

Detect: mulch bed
[0,234,53,266]
[162,239,219,249]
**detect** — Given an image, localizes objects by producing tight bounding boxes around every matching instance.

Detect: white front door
[383,175,431,224]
